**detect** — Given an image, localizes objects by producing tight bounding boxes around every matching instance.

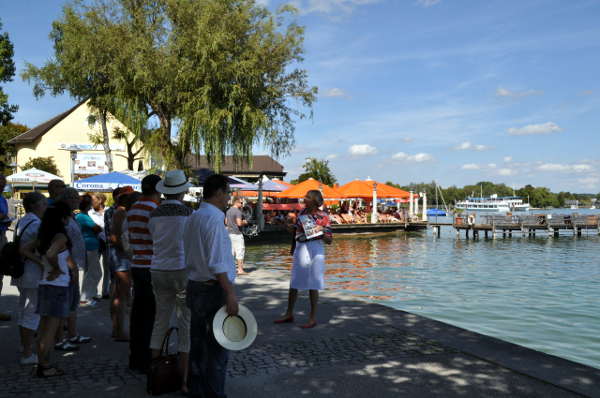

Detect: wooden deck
[246,221,428,243]
[431,214,600,238]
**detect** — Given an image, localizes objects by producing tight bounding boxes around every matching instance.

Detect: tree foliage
[0,122,27,167]
[387,180,594,209]
[293,157,337,185]
[26,0,317,171]
[23,156,60,176]
[0,19,18,125]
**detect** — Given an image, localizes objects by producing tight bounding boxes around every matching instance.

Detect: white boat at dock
[455,194,530,213]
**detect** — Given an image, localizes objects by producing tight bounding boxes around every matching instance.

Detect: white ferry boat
[455,194,530,213]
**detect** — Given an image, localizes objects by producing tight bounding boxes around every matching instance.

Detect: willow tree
[39,0,316,170]
[21,5,121,172]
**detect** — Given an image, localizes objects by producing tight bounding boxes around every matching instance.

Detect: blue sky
[2,0,600,192]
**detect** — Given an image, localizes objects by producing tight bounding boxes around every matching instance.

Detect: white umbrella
[6,168,61,187]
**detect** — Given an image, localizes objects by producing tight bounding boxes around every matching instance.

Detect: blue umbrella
[73,172,142,192]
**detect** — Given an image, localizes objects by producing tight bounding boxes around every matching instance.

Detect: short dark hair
[141,174,161,196]
[305,190,324,207]
[23,192,46,212]
[203,174,229,200]
[79,194,93,213]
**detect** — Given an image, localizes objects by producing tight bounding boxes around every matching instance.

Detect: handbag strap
[15,220,35,244]
[160,327,178,356]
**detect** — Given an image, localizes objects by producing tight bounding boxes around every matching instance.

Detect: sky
[2,0,600,192]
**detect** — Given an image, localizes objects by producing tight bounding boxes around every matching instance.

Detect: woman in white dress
[274,190,332,329]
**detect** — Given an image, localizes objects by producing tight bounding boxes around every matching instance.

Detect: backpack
[0,220,35,278]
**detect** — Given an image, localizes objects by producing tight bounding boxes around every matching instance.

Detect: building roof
[186,155,286,177]
[7,101,85,145]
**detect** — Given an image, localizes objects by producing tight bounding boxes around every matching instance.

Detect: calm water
[246,209,600,369]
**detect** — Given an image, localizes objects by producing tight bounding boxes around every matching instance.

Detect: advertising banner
[74,153,108,175]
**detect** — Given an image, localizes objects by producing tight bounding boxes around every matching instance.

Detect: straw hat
[155,170,192,194]
[212,304,257,351]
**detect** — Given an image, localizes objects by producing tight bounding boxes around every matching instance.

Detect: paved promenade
[1,269,599,397]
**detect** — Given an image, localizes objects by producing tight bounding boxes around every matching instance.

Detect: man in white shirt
[184,174,238,398]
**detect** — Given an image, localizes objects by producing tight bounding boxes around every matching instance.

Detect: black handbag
[0,220,34,278]
[147,327,182,396]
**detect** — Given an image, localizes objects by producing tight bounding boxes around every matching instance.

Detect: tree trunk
[99,110,114,172]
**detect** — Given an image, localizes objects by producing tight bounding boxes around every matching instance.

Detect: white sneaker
[20,354,38,365]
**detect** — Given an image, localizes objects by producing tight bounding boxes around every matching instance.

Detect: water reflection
[246,230,600,369]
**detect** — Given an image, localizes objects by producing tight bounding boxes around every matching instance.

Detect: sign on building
[74,153,108,175]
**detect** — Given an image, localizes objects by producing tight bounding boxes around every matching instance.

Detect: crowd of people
[0,171,334,396]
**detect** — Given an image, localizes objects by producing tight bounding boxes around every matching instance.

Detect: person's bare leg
[236,259,246,274]
[67,312,77,339]
[38,316,61,367]
[114,272,131,340]
[274,288,298,323]
[301,290,318,329]
[20,326,36,358]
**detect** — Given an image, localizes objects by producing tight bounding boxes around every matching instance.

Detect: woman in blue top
[76,194,103,305]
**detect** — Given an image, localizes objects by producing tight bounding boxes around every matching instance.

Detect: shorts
[109,248,131,273]
[37,285,70,319]
[17,287,40,331]
[229,234,245,261]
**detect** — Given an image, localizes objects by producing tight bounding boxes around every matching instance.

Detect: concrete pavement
[1,268,599,397]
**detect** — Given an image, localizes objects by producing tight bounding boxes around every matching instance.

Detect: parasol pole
[409,191,414,217]
[257,175,265,231]
[371,182,378,224]
[422,191,428,222]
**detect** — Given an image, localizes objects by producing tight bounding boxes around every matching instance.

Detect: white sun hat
[212,304,258,351]
[156,170,192,194]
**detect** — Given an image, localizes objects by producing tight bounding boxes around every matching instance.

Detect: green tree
[21,7,118,171]
[0,122,27,172]
[28,0,317,170]
[0,19,18,125]
[22,156,60,176]
[293,157,336,185]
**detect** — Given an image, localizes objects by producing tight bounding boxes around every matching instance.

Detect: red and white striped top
[127,197,159,268]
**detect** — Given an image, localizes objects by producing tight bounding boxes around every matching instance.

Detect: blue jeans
[186,281,228,398]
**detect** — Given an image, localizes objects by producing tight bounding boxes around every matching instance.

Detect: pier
[430,214,600,239]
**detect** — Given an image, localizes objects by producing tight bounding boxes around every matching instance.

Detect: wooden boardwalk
[430,214,600,239]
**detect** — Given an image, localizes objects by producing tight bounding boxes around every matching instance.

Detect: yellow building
[8,100,149,185]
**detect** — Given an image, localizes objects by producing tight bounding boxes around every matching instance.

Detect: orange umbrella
[339,180,412,199]
[274,178,346,199]
[271,179,293,188]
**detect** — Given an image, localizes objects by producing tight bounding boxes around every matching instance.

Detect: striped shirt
[127,197,159,268]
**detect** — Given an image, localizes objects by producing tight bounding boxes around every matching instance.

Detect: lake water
[246,208,600,370]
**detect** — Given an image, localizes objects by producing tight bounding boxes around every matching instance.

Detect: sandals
[273,315,294,324]
[36,365,65,378]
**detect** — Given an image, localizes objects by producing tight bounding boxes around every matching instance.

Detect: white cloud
[393,152,433,162]
[578,177,600,189]
[326,154,338,160]
[349,144,377,156]
[496,87,543,98]
[503,156,513,163]
[461,163,480,170]
[454,141,490,151]
[508,122,563,136]
[498,168,515,176]
[488,163,497,169]
[324,88,348,98]
[417,0,440,6]
[401,137,414,143]
[290,0,381,14]
[536,163,592,173]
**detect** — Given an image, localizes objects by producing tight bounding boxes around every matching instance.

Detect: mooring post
[509,230,513,238]
[554,229,559,238]
[503,229,506,238]
[484,230,488,239]
[577,227,582,237]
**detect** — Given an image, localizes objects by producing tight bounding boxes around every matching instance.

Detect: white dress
[290,239,325,291]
